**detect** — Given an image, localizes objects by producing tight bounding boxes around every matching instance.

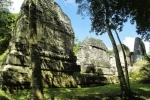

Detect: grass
[0,50,8,66]
[0,89,12,100]
[0,82,149,100]
[44,83,120,99]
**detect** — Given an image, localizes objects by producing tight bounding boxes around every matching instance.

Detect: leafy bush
[140,63,150,83]
[108,50,114,55]
[131,55,150,83]
[73,37,81,55]
[0,10,18,55]
[0,96,9,100]
[139,55,150,83]
[0,50,8,66]
[0,89,11,100]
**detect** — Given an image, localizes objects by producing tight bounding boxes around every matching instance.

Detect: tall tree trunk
[106,21,128,99]
[114,29,131,93]
[29,0,44,99]
[105,6,128,99]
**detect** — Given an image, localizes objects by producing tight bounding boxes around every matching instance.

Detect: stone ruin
[0,0,147,92]
[132,37,146,63]
[1,0,80,92]
[110,37,146,66]
[117,44,132,67]
[110,44,132,68]
[77,37,110,74]
[76,37,117,85]
[76,37,147,85]
[75,36,147,85]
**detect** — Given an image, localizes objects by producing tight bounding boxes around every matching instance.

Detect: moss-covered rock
[1,0,80,92]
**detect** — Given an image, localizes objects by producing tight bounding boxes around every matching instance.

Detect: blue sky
[11,0,149,52]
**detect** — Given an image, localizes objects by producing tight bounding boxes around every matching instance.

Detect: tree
[0,0,12,9]
[73,37,81,55]
[114,29,131,92]
[0,11,17,54]
[128,0,150,41]
[108,50,113,55]
[0,0,14,54]
[76,0,131,99]
[28,0,43,99]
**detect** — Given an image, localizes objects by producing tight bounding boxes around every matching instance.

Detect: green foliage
[73,37,81,55]
[0,10,18,54]
[140,63,150,83]
[108,50,113,55]
[128,0,150,41]
[133,59,148,67]
[0,89,11,100]
[0,0,18,54]
[139,55,150,83]
[0,50,8,66]
[130,66,143,81]
[131,59,150,83]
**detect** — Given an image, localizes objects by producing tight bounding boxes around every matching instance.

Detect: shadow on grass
[45,93,147,100]
[9,82,150,100]
[130,82,150,99]
[0,96,9,100]
[43,82,150,100]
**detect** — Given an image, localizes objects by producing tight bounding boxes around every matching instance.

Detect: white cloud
[63,0,76,6]
[10,0,24,13]
[123,37,135,52]
[123,37,149,53]
[64,0,75,4]
[144,41,149,53]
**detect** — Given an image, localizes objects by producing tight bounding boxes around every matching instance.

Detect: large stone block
[132,37,146,63]
[1,0,80,92]
[76,37,117,85]
[77,37,111,74]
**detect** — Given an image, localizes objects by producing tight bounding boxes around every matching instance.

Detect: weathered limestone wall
[76,37,117,84]
[77,37,111,74]
[1,0,80,92]
[117,44,132,67]
[132,37,146,63]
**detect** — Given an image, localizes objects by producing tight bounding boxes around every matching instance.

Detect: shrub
[0,50,8,66]
[131,56,150,83]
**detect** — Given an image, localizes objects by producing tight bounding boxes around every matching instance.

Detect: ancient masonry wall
[1,0,80,92]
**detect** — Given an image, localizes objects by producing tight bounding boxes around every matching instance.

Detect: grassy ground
[0,82,150,100]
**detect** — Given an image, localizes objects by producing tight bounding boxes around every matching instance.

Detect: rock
[1,0,80,92]
[76,37,116,84]
[117,44,132,67]
[109,44,133,76]
[132,37,146,63]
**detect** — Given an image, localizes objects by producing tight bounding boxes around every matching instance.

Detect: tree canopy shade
[128,0,150,41]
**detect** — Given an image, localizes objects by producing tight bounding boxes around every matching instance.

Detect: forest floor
[0,81,150,100]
